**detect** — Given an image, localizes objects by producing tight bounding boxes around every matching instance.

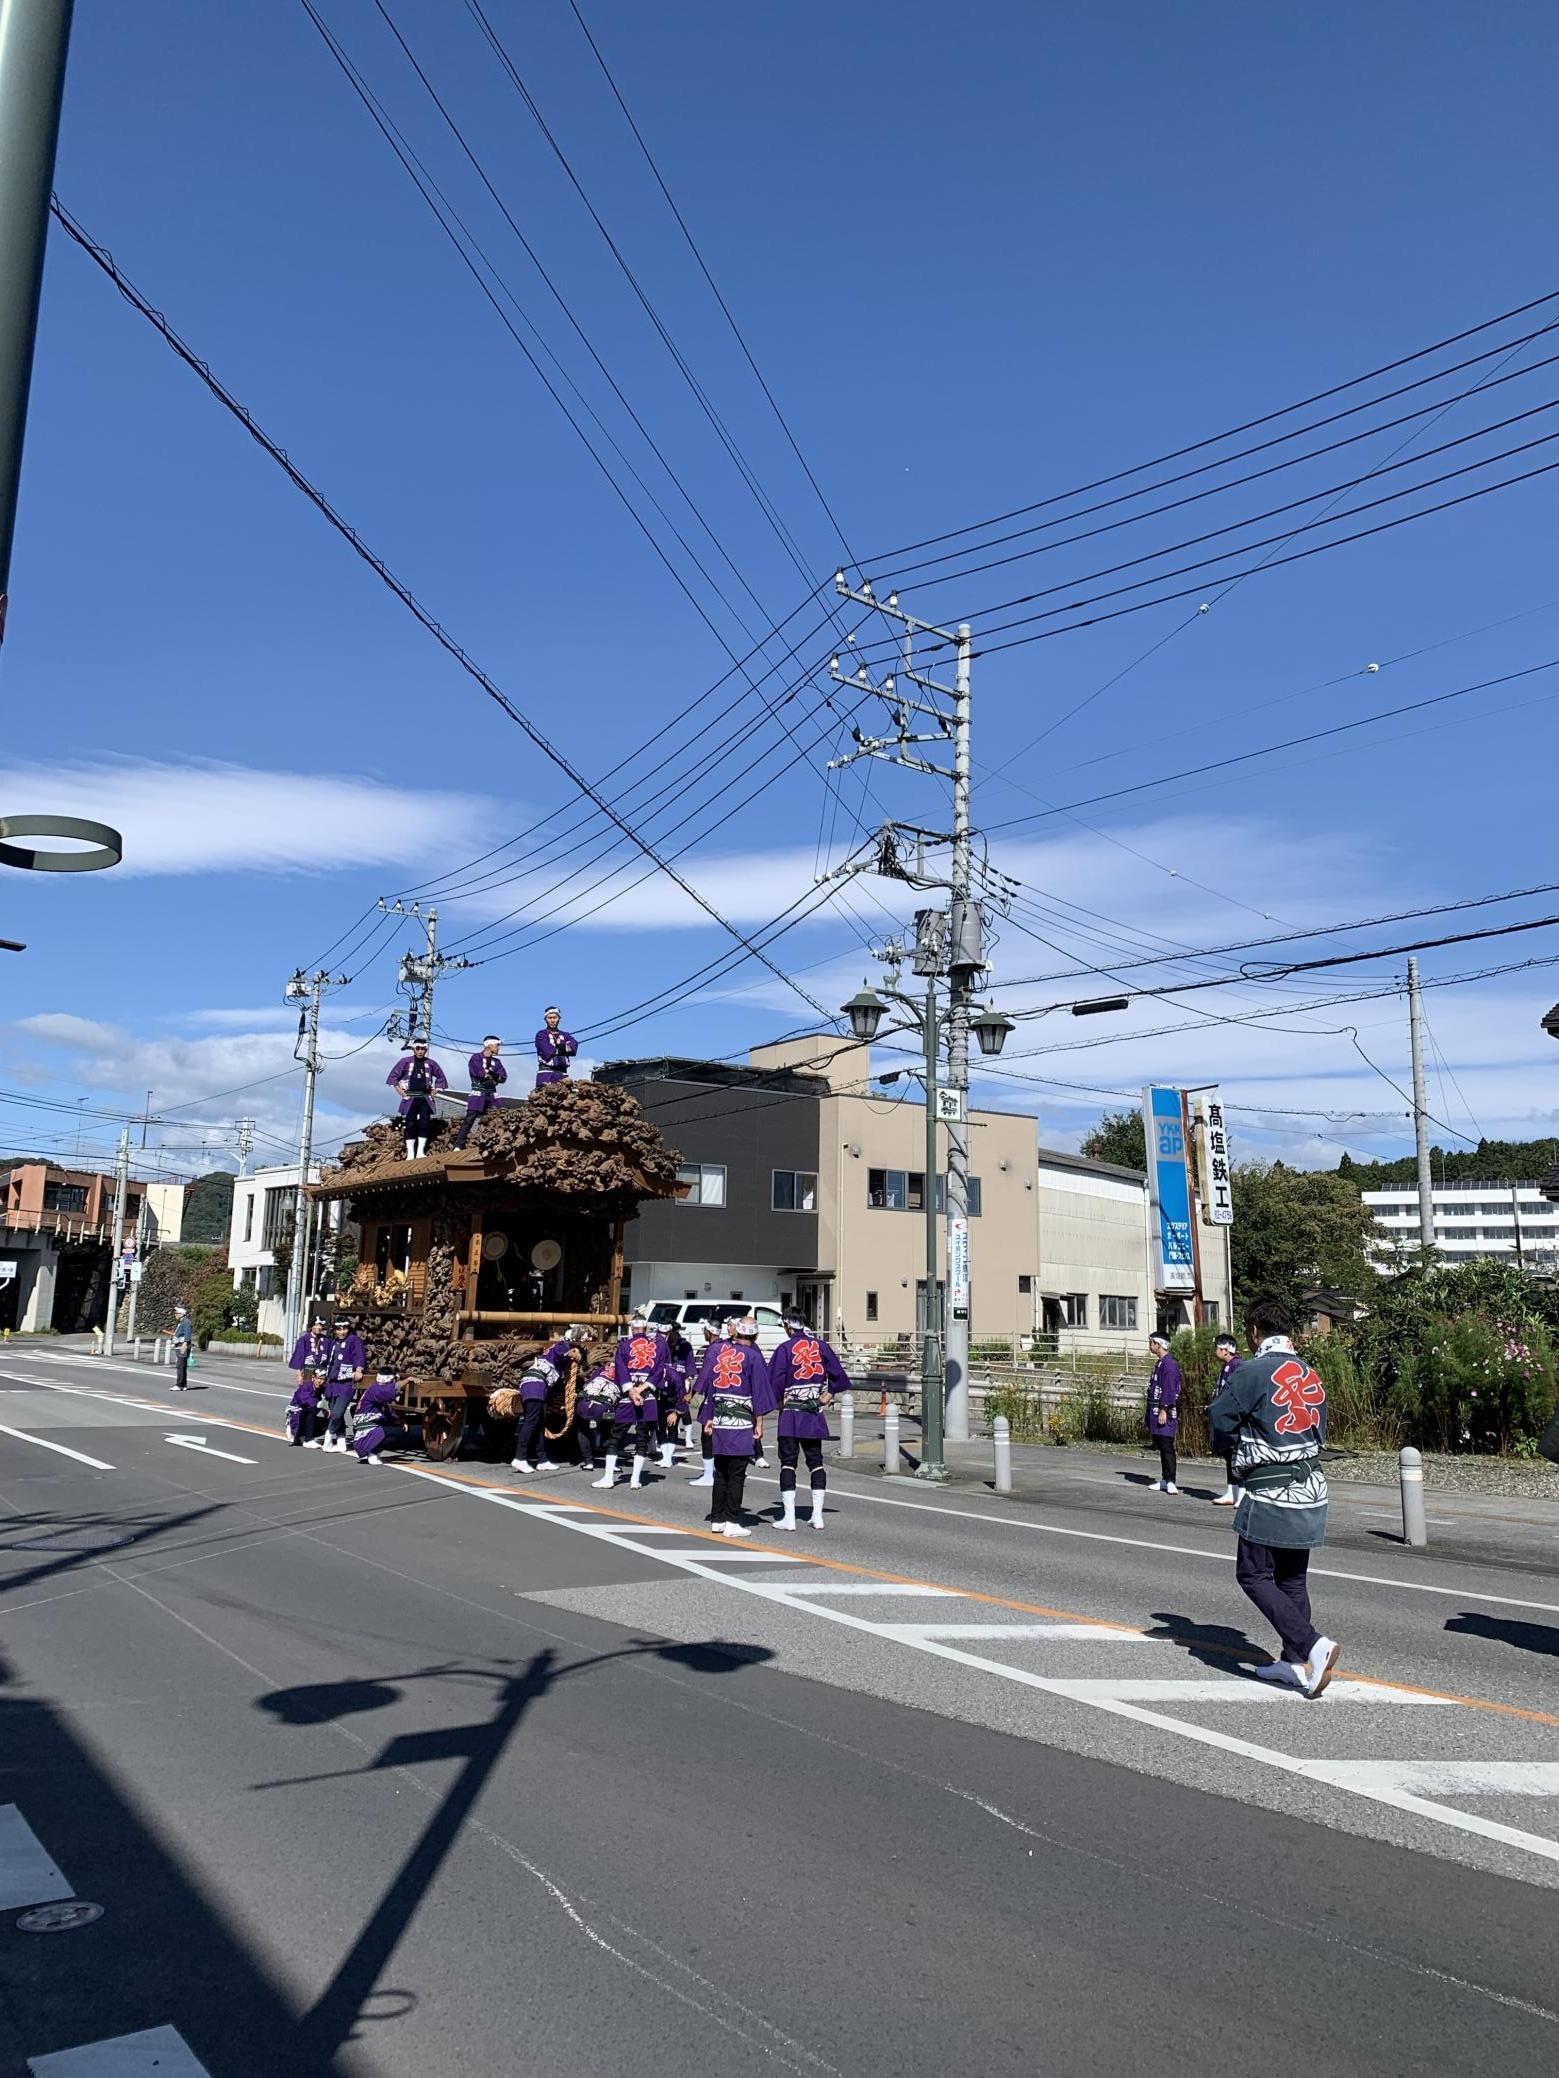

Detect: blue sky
[4,0,1559,1178]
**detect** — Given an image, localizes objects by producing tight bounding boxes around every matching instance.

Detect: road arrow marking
[164,1434,257,1465]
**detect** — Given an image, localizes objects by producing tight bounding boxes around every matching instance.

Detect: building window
[1018,1274,1033,1295]
[676,1162,726,1207]
[865,1290,879,1322]
[772,1169,817,1212]
[1204,1299,1220,1325]
[243,1196,255,1244]
[932,1175,982,1216]
[42,1182,87,1214]
[1099,1294,1138,1331]
[1063,1293,1087,1328]
[868,1168,907,1209]
[261,1187,293,1251]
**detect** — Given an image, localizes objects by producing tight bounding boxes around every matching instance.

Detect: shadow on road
[0,1503,221,1597]
[1144,1611,1267,1673]
[252,1636,774,2066]
[1445,1611,1559,1659]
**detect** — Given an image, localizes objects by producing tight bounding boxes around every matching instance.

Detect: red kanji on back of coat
[1270,1357,1325,1435]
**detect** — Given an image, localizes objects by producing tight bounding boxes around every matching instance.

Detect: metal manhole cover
[16,1901,104,1933]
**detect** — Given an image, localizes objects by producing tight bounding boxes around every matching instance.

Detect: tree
[1080,1109,1146,1169]
[1228,1161,1377,1316]
[182,1170,235,1245]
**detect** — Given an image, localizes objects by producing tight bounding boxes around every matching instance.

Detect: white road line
[781,1471,1559,1616]
[164,1435,258,1466]
[10,1350,281,1399]
[768,1582,958,1598]
[407,1470,1559,1871]
[0,1423,113,1471]
[29,2024,212,2076]
[1039,1677,1455,1706]
[668,1548,808,1564]
[1309,1761,1559,1797]
[0,1804,73,1911]
[877,1622,1165,1642]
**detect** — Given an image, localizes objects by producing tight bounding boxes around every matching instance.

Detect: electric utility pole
[0,0,119,874]
[1406,957,1436,1264]
[236,1117,254,1176]
[102,1122,129,1355]
[830,575,982,1441]
[281,969,348,1355]
[380,900,471,1048]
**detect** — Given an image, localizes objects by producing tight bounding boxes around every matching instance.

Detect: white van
[643,1299,787,1356]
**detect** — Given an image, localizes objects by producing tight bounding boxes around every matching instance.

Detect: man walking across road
[1208,1292,1340,1698]
[1145,1331,1181,1493]
[171,1303,194,1391]
[1212,1334,1242,1505]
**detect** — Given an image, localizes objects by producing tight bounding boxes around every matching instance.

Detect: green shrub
[209,1328,283,1347]
[1388,1312,1557,1455]
[983,1383,1051,1443]
[1297,1332,1393,1450]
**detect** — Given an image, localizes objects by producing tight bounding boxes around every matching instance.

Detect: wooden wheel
[423,1395,467,1463]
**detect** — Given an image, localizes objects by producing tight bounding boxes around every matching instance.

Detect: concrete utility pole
[1406,957,1436,1263]
[830,577,1011,1460]
[281,969,348,1355]
[381,899,471,1048]
[102,1122,129,1355]
[124,1188,145,1342]
[236,1117,254,1176]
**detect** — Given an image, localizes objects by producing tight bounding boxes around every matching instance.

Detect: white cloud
[0,757,503,877]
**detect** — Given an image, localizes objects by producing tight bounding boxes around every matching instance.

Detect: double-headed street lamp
[841,973,1013,1479]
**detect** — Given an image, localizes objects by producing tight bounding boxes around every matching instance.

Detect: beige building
[748,1037,1040,1347]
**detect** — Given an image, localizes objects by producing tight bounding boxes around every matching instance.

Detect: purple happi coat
[286,1377,321,1440]
[522,1338,573,1403]
[534,1026,578,1088]
[463,1049,508,1114]
[386,1052,448,1114]
[697,1341,774,1457]
[1147,1353,1183,1437]
[289,1330,329,1375]
[352,1377,400,1458]
[576,1364,615,1423]
[611,1331,665,1425]
[769,1332,851,1440]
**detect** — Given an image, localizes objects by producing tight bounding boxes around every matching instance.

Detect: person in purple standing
[657,1322,694,1468]
[512,1326,591,1476]
[352,1372,410,1466]
[288,1314,331,1385]
[1145,1330,1182,1494]
[321,1315,367,1453]
[453,1036,507,1150]
[386,1039,448,1159]
[533,1007,578,1091]
[769,1313,850,1531]
[596,1312,664,1489]
[686,1320,721,1487]
[696,1318,773,1538]
[1212,1333,1243,1506]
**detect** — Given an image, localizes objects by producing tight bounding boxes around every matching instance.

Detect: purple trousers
[1235,1538,1319,1661]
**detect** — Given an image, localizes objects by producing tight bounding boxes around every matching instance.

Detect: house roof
[1037,1145,1147,1186]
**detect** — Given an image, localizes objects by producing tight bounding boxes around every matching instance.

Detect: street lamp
[971,1004,1015,1058]
[841,983,887,1044]
[1541,1003,1559,1041]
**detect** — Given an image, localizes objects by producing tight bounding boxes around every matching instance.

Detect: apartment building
[228,1162,332,1338]
[0,1160,147,1332]
[1363,1179,1559,1269]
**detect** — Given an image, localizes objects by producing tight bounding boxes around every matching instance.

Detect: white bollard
[884,1399,900,1473]
[132,1336,142,1362]
[153,1336,163,1364]
[1399,1445,1427,1547]
[993,1414,1012,1493]
[837,1391,854,1460]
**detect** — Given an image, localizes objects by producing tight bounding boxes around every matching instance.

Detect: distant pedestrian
[171,1303,194,1391]
[769,1314,850,1530]
[1145,1331,1181,1493]
[1208,1293,1339,1698]
[1212,1334,1242,1505]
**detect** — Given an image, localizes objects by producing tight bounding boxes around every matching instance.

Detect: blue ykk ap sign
[1156,1118,1184,1159]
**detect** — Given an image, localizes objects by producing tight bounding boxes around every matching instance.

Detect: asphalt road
[1,1345,1556,2076]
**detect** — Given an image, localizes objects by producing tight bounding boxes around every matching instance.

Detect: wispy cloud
[0,757,504,877]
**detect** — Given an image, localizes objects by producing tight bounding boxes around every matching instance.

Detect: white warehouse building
[1363,1180,1559,1271]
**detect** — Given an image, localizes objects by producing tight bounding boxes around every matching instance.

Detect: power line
[52,201,837,1028]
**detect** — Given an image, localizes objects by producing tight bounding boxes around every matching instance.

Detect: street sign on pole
[1195,1091,1234,1226]
[1142,1085,1196,1291]
[0,1260,16,1284]
[949,1216,970,1321]
[934,1087,963,1123]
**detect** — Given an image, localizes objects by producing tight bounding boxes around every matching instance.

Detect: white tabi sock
[810,1488,826,1526]
[658,1442,676,1467]
[592,1454,618,1488]
[779,1491,797,1530]
[629,1454,647,1487]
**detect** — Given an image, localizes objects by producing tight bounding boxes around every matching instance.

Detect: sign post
[1142,1086,1197,1310]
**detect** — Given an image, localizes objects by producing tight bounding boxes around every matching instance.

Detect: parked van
[642,1299,787,1356]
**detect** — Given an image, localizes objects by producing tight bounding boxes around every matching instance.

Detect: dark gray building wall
[605,1070,822,1273]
